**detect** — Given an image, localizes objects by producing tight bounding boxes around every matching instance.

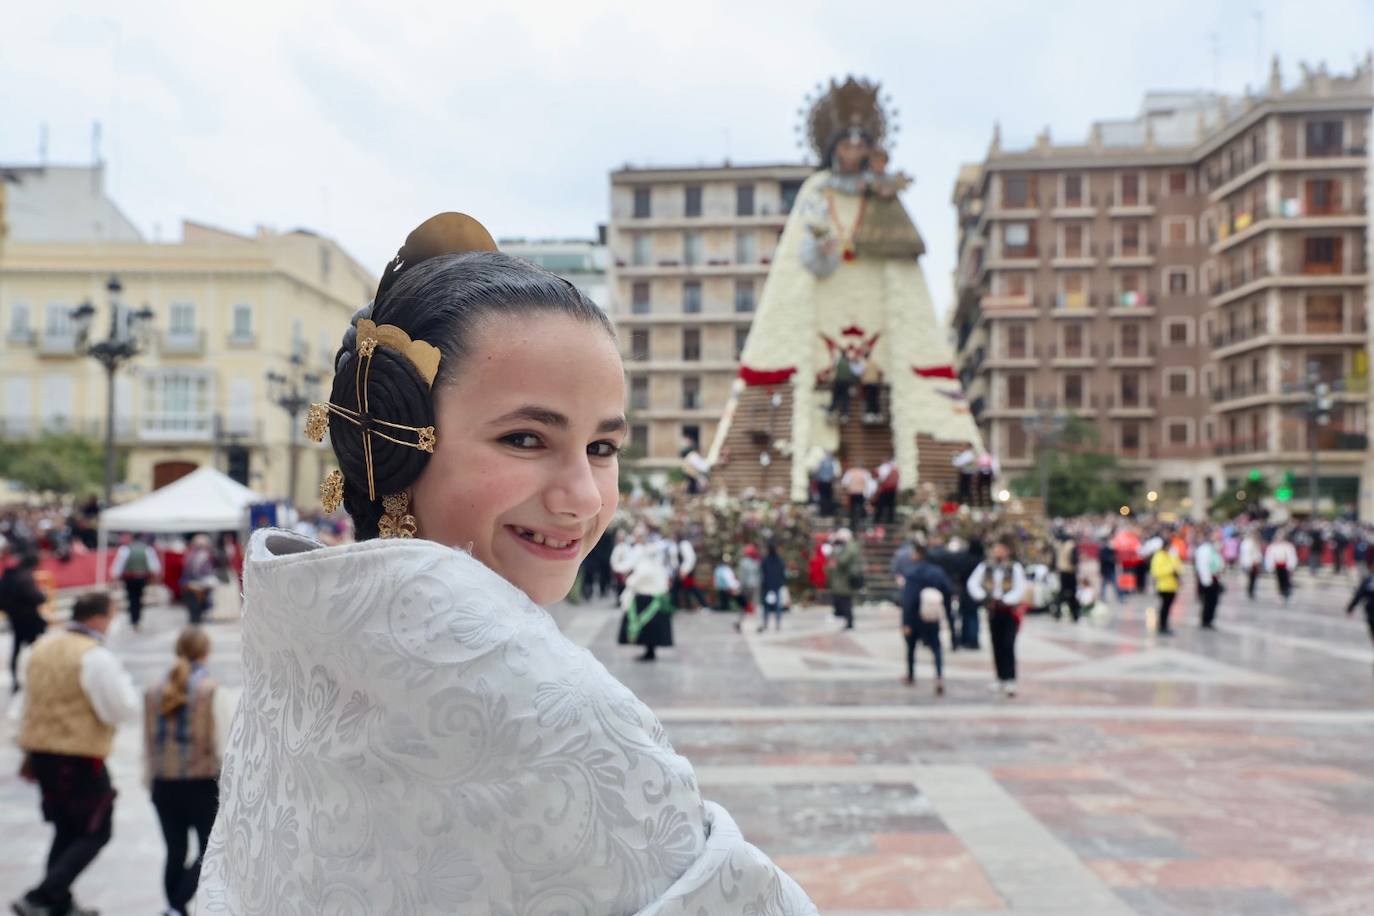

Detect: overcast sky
[5,0,1371,316]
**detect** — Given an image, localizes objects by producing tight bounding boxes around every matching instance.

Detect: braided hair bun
[328,324,435,540]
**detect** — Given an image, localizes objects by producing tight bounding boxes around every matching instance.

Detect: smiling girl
[198,214,816,915]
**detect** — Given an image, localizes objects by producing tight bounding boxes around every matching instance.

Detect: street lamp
[1022,397,1067,516]
[1283,363,1338,515]
[267,351,322,508]
[70,275,155,506]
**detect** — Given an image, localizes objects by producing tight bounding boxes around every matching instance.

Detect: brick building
[951,57,1372,516]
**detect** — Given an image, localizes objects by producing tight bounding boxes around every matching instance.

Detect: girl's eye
[502,433,543,450]
[588,441,621,458]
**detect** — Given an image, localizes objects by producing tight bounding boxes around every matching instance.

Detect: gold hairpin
[303,323,441,503]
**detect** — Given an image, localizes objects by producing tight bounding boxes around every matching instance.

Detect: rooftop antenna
[1252,10,1264,90]
[38,123,48,165]
[92,121,103,193]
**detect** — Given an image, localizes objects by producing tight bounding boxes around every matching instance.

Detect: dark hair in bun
[328,251,614,539]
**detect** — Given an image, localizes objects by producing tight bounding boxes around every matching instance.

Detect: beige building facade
[606,162,812,471]
[952,58,1373,517]
[0,165,375,506]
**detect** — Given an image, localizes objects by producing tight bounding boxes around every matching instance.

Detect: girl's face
[411,314,625,604]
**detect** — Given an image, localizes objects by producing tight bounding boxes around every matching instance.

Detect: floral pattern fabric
[199,528,816,916]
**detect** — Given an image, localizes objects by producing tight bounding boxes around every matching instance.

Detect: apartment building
[0,164,376,504]
[606,162,812,471]
[951,57,1372,515]
[497,236,609,310]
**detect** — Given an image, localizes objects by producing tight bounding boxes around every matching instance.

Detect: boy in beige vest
[14,592,139,916]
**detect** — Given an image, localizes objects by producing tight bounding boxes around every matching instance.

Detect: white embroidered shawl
[199,529,816,915]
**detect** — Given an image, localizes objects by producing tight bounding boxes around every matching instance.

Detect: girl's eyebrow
[488,405,627,435]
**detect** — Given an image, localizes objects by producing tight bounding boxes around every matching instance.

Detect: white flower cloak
[199,528,816,916]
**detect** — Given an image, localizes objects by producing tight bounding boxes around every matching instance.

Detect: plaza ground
[2,566,1371,915]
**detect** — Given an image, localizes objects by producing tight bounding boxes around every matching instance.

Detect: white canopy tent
[96,466,264,587]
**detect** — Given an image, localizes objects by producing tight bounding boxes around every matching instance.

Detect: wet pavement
[2,565,1371,914]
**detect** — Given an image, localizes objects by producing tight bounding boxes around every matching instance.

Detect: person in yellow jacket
[1150,542,1184,636]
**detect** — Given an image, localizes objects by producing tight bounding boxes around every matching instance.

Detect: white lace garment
[199,528,817,915]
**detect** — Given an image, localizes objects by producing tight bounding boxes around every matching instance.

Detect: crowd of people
[8,587,227,916]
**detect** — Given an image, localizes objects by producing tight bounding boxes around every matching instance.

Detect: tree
[1010,416,1132,516]
[0,432,121,498]
[1209,472,1271,519]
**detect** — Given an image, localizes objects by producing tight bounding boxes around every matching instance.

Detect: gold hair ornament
[378,491,417,539]
[319,469,344,514]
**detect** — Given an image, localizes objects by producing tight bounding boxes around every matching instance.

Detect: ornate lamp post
[266,352,322,508]
[70,276,155,506]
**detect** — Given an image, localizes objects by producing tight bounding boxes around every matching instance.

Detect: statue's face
[834,136,869,173]
[869,150,889,174]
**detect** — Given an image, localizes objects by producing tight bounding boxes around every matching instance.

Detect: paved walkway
[2,567,1371,914]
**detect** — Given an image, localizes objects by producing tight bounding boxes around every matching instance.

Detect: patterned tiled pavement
[2,566,1372,914]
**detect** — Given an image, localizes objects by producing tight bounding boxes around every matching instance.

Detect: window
[1305,179,1340,215]
[1166,421,1188,446]
[684,185,702,217]
[1305,294,1343,333]
[734,280,755,312]
[1119,173,1140,206]
[1063,373,1084,408]
[633,188,651,218]
[7,301,31,340]
[683,231,702,266]
[1167,170,1189,195]
[735,327,749,359]
[45,302,74,338]
[1062,174,1083,207]
[630,376,649,410]
[1003,222,1034,256]
[631,330,650,361]
[1063,324,1084,357]
[735,231,757,264]
[682,328,701,361]
[1004,272,1030,296]
[1006,324,1027,358]
[1121,420,1141,450]
[141,368,213,440]
[1303,237,1341,274]
[682,281,702,313]
[291,317,305,358]
[1062,224,1084,257]
[631,424,649,451]
[781,180,803,214]
[1166,319,1190,345]
[1167,269,1189,295]
[1006,373,1027,408]
[1164,217,1190,245]
[1003,175,1034,208]
[631,281,651,314]
[1059,272,1087,309]
[1119,222,1141,256]
[736,184,755,216]
[681,424,700,447]
[231,303,252,340]
[681,376,701,410]
[1166,370,1190,396]
[1307,352,1343,383]
[1120,372,1140,406]
[1007,423,1028,459]
[1305,120,1344,157]
[1120,323,1141,357]
[632,233,651,266]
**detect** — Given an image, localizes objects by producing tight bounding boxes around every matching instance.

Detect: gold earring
[320,470,344,514]
[379,491,417,539]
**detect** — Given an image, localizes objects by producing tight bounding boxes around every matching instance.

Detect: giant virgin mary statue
[708,77,981,500]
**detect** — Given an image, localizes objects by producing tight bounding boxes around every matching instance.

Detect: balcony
[1105,392,1157,416]
[138,413,215,443]
[1304,145,1368,161]
[1212,323,1268,349]
[226,331,257,348]
[1051,292,1097,314]
[1047,342,1097,363]
[1108,191,1156,215]
[1051,244,1097,267]
[1106,241,1156,265]
[162,329,206,356]
[1212,380,1271,403]
[37,332,80,357]
[1106,342,1157,364]
[1215,436,1269,456]
[5,327,34,347]
[1050,193,1098,217]
[981,292,1036,315]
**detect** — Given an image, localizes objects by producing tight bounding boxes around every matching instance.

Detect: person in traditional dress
[198,213,816,915]
[619,540,674,662]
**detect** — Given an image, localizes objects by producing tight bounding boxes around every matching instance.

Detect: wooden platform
[712,382,974,502]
